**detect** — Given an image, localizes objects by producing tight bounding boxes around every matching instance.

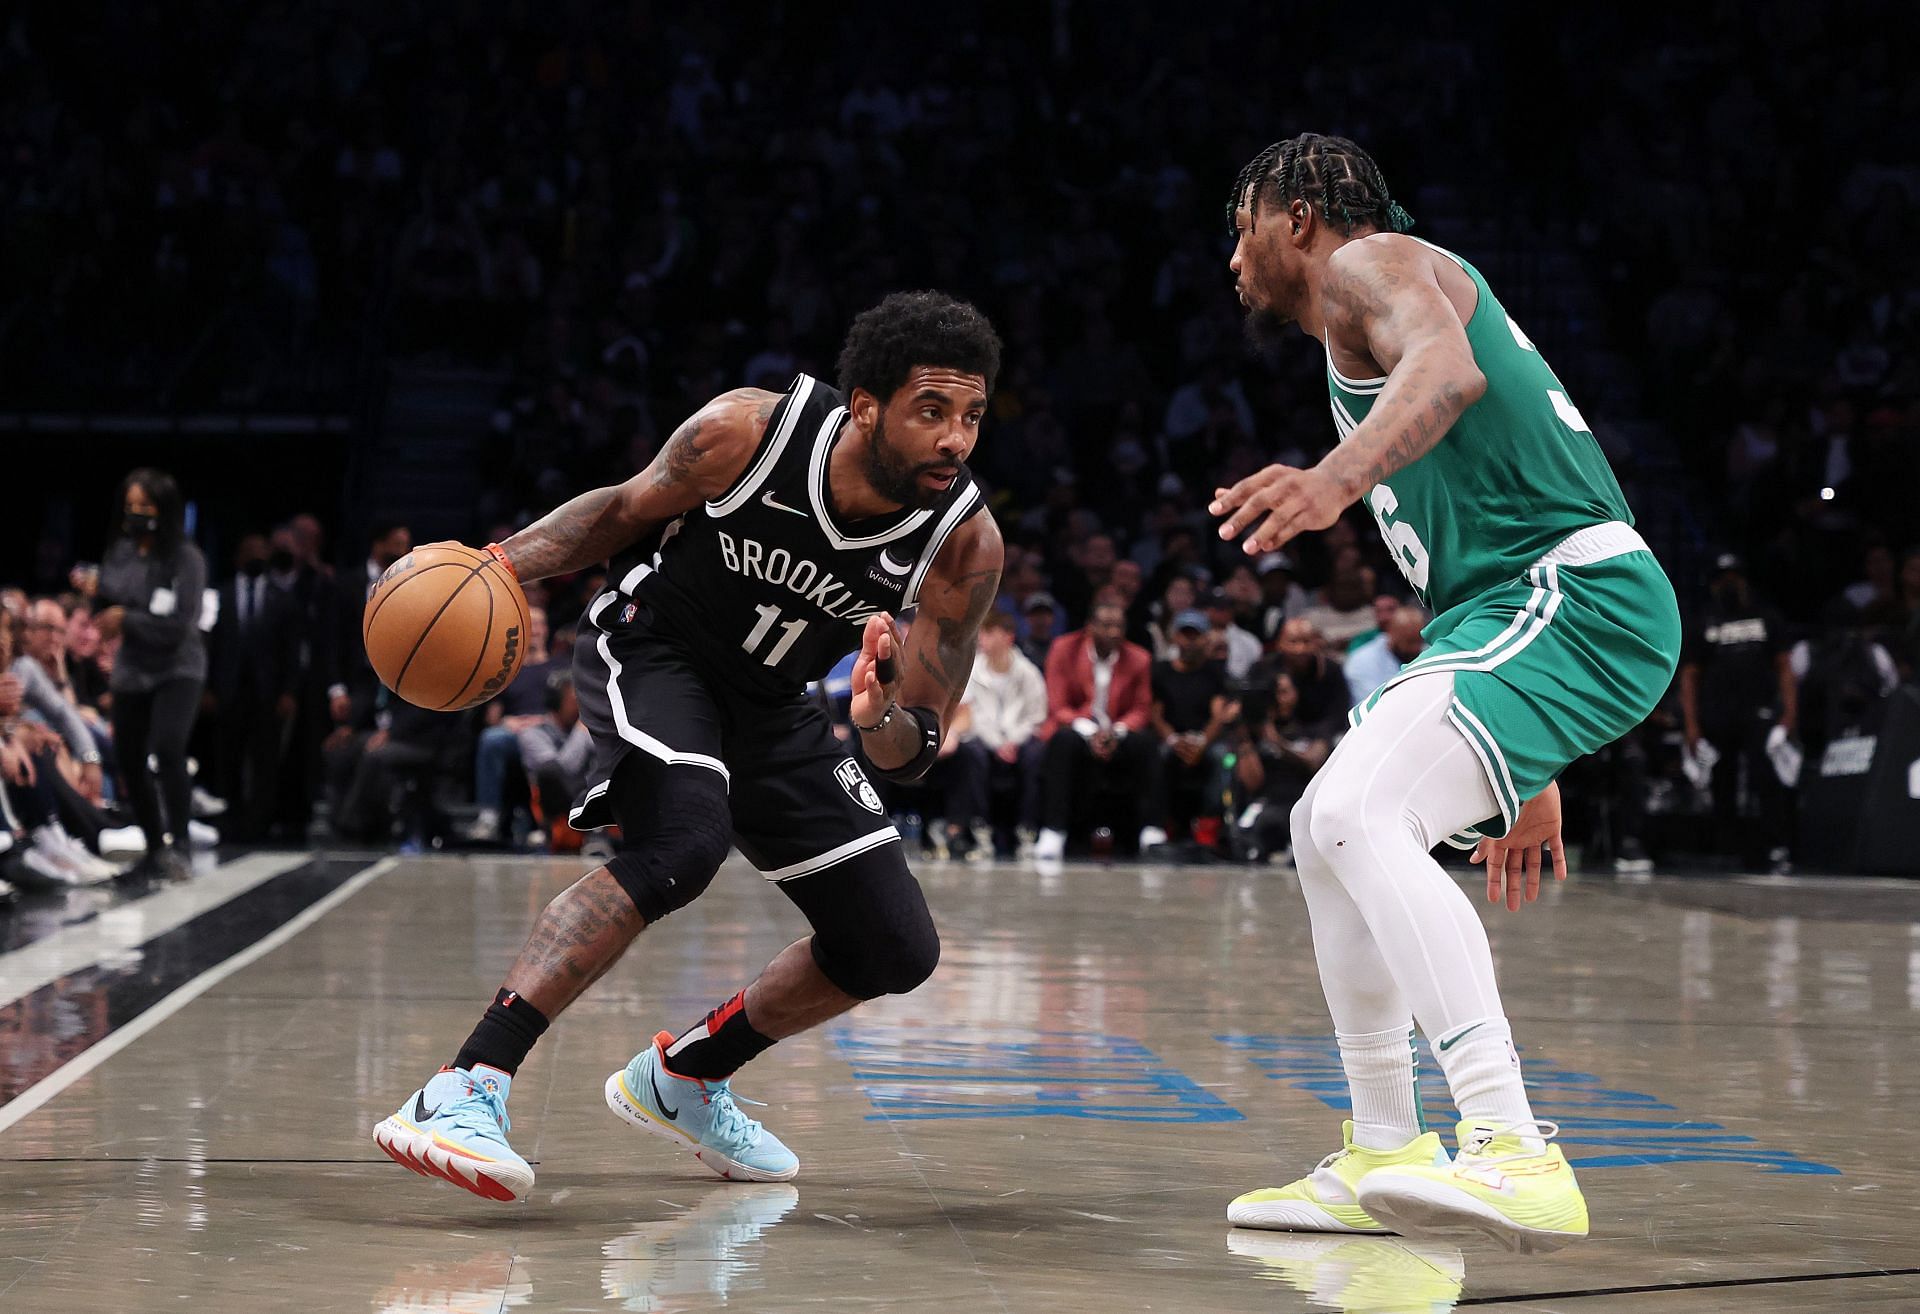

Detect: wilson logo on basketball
[478,625,522,699]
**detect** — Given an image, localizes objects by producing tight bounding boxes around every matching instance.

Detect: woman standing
[94,469,206,879]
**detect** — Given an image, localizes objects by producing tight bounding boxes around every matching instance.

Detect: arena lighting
[1820,486,1836,500]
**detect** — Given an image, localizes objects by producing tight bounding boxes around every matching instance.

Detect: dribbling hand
[850,612,905,730]
[1211,464,1347,555]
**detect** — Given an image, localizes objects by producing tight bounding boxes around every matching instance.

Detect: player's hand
[1210,464,1348,555]
[850,612,904,729]
[1470,780,1567,912]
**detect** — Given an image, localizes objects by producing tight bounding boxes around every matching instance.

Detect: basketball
[362,542,530,711]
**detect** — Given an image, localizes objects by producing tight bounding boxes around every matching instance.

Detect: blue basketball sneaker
[604,1031,800,1182]
[373,1064,535,1202]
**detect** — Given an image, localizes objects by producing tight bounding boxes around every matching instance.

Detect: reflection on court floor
[0,852,1916,1313]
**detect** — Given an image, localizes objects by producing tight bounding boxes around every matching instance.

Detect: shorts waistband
[1532,521,1648,570]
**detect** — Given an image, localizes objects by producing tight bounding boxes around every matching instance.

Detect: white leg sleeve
[1304,672,1508,1036]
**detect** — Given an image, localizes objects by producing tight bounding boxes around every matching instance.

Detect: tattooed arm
[1315,237,1487,500]
[496,388,781,582]
[849,512,1004,774]
[1210,235,1486,554]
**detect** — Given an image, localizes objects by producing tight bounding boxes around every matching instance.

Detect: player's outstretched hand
[1210,464,1346,555]
[850,612,904,729]
[1470,780,1567,912]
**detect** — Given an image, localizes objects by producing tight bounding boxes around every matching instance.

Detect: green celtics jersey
[1326,238,1632,616]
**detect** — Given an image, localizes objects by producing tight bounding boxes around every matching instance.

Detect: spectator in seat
[1202,586,1262,680]
[1679,553,1797,870]
[1269,617,1352,729]
[945,610,1048,856]
[1300,563,1379,648]
[1254,552,1308,644]
[1215,669,1337,861]
[1019,592,1060,670]
[1033,601,1161,861]
[93,468,207,881]
[461,606,555,842]
[517,671,592,847]
[324,695,465,846]
[1345,605,1429,707]
[1150,609,1238,838]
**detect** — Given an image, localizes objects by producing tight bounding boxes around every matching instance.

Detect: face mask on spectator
[124,512,160,537]
[269,548,296,573]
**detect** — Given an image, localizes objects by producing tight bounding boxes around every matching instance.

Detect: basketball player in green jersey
[1211,134,1681,1252]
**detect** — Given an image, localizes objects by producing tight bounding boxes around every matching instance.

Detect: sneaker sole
[1358,1177,1583,1254]
[1226,1198,1391,1233]
[603,1070,799,1183]
[371,1115,532,1202]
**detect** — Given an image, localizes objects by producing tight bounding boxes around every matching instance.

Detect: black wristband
[868,705,942,782]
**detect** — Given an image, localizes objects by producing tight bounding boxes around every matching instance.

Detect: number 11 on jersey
[744,603,808,666]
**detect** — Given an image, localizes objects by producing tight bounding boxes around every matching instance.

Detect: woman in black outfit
[94,469,207,879]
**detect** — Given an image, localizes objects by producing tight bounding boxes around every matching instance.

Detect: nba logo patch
[835,759,884,815]
[619,602,638,624]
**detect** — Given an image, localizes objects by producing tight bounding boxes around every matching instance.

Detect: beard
[865,414,960,510]
[1242,303,1292,351]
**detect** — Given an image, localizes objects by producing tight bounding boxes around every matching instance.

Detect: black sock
[661,990,774,1080]
[453,987,551,1076]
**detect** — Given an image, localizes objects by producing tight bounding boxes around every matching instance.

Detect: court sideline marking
[1456,1265,1920,1305]
[0,856,398,1138]
[0,851,313,1009]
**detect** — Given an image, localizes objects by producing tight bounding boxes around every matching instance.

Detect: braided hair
[1226,134,1415,238]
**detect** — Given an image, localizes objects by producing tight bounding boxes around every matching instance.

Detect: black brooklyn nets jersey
[593,373,985,702]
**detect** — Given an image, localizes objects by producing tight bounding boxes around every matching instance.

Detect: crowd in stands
[5,3,1916,887]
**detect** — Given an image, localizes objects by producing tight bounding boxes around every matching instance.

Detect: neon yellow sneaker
[1225,1232,1466,1310]
[1227,1121,1450,1233]
[1357,1119,1589,1253]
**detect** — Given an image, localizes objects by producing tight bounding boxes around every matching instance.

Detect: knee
[818,907,940,999]
[604,765,732,921]
[1305,771,1369,861]
[790,847,941,998]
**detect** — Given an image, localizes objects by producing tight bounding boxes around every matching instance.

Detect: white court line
[0,851,314,1010]
[0,856,399,1138]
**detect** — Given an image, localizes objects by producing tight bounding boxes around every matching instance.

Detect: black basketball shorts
[570,604,899,880]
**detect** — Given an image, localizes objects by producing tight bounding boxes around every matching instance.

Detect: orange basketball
[362,543,531,711]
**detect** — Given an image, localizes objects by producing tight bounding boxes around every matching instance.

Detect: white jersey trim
[759,826,901,882]
[901,485,985,610]
[806,409,937,549]
[593,630,731,786]
[706,374,816,517]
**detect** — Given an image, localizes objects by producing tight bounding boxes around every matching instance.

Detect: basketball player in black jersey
[373,292,1005,1199]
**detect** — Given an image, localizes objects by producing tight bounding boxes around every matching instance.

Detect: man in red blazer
[1033,601,1166,861]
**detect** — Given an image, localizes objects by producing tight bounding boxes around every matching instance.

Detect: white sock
[1432,1017,1543,1152]
[1337,1025,1425,1150]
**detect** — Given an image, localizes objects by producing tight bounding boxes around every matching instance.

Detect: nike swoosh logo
[761,490,809,518]
[413,1093,440,1122]
[649,1068,679,1120]
[1437,1022,1486,1053]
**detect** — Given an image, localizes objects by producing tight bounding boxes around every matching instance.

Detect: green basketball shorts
[1350,522,1681,845]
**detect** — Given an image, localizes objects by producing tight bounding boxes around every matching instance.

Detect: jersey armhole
[901,486,985,610]
[706,374,816,517]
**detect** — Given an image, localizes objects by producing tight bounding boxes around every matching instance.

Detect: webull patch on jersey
[836,759,884,814]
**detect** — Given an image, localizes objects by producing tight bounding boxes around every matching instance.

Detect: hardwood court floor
[1,852,1916,1312]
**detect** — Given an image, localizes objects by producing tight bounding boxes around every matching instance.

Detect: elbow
[1454,360,1488,409]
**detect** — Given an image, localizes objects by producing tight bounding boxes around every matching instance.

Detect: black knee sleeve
[602,756,733,923]
[779,843,940,999]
